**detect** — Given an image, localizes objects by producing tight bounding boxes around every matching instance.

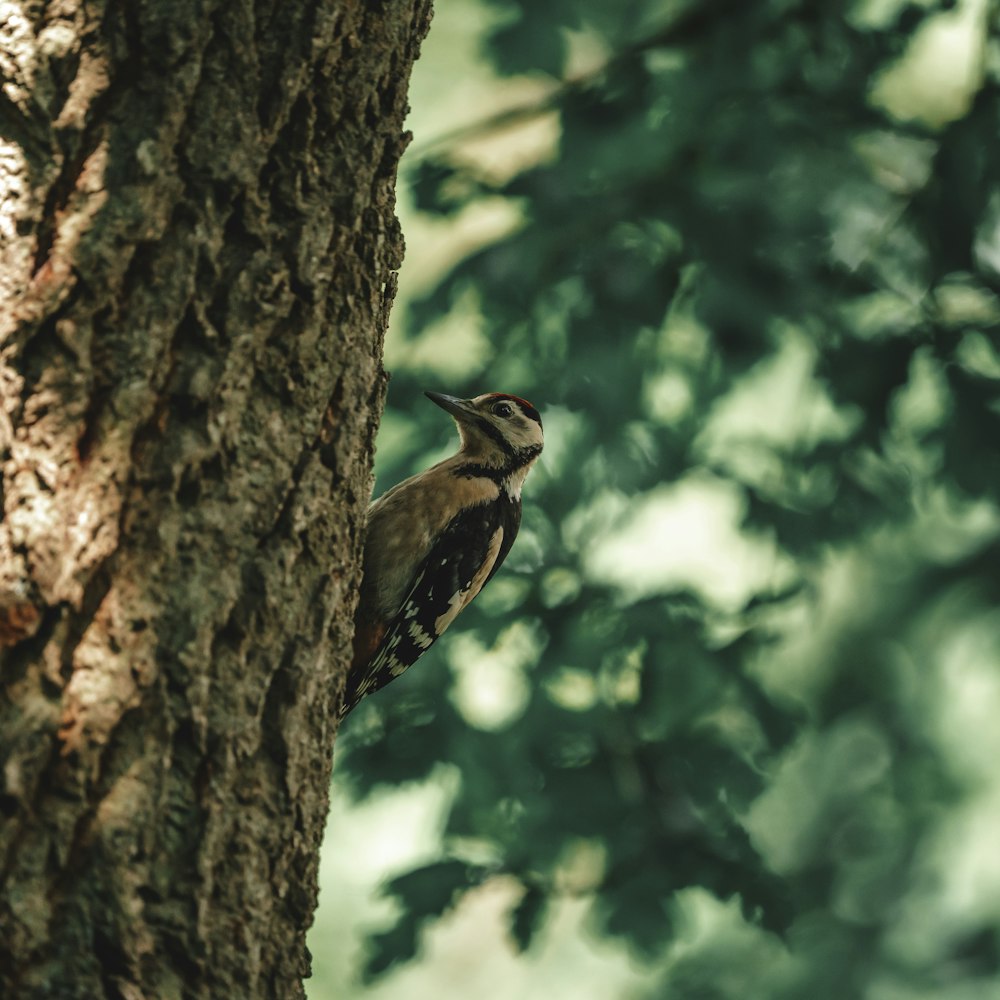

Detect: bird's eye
[492,402,514,418]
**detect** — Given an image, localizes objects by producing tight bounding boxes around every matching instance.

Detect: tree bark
[0,0,431,996]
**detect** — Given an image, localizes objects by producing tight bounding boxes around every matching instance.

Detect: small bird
[342,391,543,718]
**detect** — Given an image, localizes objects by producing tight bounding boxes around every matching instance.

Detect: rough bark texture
[0,0,431,996]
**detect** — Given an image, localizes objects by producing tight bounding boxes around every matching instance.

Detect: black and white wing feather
[344,498,520,712]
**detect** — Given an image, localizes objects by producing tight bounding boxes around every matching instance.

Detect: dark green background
[322,1,1000,995]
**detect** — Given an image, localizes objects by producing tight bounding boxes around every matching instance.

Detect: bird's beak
[425,391,475,421]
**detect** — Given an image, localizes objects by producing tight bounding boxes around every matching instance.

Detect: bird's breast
[363,469,502,620]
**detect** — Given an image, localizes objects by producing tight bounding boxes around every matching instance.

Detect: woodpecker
[342,391,543,718]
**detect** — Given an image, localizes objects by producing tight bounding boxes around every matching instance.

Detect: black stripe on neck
[453,444,542,482]
[473,416,512,454]
[513,443,543,466]
[453,463,506,483]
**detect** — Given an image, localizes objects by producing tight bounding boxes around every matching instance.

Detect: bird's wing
[342,499,519,714]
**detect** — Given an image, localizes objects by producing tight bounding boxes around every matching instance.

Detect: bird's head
[426,391,543,473]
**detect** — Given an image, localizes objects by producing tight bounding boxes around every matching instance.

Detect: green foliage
[338,0,1000,992]
[364,860,480,979]
[509,881,546,952]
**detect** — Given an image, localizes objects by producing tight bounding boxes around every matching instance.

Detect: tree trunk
[0,1,431,996]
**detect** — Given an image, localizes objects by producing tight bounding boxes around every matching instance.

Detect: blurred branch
[409,0,741,162]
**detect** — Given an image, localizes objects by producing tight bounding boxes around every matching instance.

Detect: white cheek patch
[433,527,504,636]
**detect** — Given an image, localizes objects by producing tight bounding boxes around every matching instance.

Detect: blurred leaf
[488,17,567,77]
[600,868,675,958]
[383,859,476,919]
[409,159,490,217]
[363,918,419,981]
[509,882,547,952]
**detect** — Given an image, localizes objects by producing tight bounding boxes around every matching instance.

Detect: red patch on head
[485,393,541,425]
